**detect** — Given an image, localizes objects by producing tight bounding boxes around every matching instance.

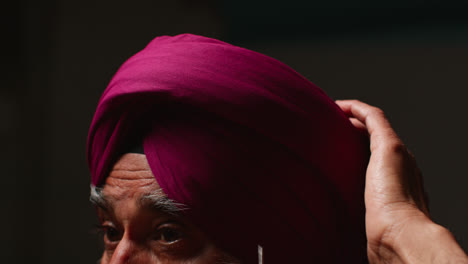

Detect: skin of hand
[335,100,468,264]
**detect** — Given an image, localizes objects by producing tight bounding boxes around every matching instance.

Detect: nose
[108,238,153,264]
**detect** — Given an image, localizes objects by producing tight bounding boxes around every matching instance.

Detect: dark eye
[103,226,121,242]
[156,226,184,244]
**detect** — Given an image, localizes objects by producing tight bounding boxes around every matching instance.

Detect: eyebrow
[139,189,187,215]
[89,185,187,216]
[89,185,110,210]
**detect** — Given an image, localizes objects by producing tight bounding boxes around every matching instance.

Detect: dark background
[3,1,468,263]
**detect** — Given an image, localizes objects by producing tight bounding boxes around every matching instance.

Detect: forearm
[379,218,468,264]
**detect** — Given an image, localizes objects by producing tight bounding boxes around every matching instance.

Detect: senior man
[87,34,467,263]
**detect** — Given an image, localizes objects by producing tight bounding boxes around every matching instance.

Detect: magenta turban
[87,34,369,263]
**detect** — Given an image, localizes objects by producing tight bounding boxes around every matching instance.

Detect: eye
[151,222,207,259]
[155,224,185,244]
[97,223,122,243]
[104,226,121,242]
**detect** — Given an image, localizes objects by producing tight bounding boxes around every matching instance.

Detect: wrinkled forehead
[109,152,151,173]
[94,153,184,217]
[102,153,159,200]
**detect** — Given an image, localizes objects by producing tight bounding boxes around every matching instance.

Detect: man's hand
[336,100,468,264]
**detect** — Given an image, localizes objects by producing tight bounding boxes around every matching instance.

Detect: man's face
[95,153,239,263]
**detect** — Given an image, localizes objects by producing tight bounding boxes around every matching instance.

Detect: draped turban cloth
[87,34,370,263]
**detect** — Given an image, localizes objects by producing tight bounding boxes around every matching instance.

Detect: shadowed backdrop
[3,1,468,263]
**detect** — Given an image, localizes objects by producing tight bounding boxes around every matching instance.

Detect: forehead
[102,153,160,201]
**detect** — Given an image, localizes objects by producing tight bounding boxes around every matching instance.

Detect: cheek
[148,237,206,261]
[147,237,235,263]
[183,244,241,264]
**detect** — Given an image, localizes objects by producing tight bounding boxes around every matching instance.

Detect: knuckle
[385,140,408,155]
[369,107,385,117]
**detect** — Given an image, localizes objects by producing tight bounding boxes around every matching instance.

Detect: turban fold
[87,34,369,263]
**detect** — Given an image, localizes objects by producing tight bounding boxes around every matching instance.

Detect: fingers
[336,99,429,210]
[335,100,402,152]
[336,99,413,204]
[336,100,434,257]
[349,117,368,134]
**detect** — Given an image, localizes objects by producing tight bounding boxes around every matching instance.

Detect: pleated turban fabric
[87,34,370,263]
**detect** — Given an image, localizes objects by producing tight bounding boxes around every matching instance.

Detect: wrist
[387,217,467,264]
